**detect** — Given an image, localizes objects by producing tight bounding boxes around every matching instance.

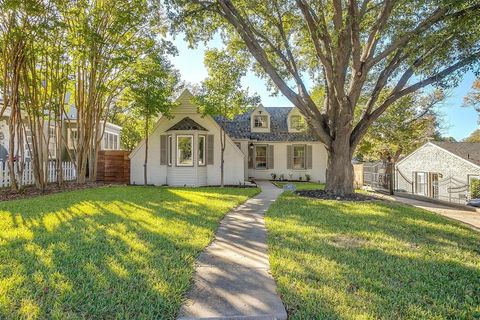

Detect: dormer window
[288,108,307,132]
[254,115,268,128]
[251,105,271,132]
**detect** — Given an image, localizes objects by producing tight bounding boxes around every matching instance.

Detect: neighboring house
[0,101,122,162]
[396,141,480,203]
[129,89,328,186]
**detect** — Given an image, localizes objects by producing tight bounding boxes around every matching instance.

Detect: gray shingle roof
[167,117,207,131]
[432,141,480,166]
[215,107,319,142]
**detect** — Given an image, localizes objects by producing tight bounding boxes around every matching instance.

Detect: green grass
[266,192,480,319]
[0,186,259,319]
[272,181,325,190]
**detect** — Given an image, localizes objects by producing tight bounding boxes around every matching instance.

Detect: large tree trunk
[325,133,354,196]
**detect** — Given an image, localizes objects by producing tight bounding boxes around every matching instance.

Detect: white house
[0,102,122,162]
[129,89,328,186]
[396,141,480,203]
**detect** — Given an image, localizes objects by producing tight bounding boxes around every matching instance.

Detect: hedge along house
[129,89,328,186]
[395,141,480,204]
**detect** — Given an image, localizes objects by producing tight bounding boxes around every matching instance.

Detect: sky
[168,36,479,141]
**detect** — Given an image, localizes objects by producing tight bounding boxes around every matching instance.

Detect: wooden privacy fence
[96,150,130,184]
[0,161,76,188]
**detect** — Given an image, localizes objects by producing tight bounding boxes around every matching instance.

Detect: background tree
[356,90,443,194]
[167,0,480,195]
[464,129,480,142]
[62,0,162,182]
[121,49,179,185]
[194,48,259,187]
[356,90,444,163]
[464,78,480,121]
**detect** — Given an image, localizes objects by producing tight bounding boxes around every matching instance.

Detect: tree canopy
[166,0,480,194]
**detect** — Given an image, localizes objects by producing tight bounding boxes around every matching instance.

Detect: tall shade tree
[194,48,259,187]
[167,0,480,195]
[122,49,180,185]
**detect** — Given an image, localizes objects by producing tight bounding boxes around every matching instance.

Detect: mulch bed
[0,182,118,202]
[295,189,377,201]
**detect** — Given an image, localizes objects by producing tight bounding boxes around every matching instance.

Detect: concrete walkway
[178,181,287,320]
[388,195,480,231]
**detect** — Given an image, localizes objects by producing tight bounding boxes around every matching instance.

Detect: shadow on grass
[266,193,480,319]
[0,186,257,319]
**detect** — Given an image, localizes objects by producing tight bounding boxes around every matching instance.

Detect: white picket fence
[0,161,76,188]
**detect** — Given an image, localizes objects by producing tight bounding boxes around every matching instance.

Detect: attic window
[290,115,305,130]
[253,115,268,128]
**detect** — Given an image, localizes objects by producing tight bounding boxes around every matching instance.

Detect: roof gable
[431,142,480,167]
[167,117,207,131]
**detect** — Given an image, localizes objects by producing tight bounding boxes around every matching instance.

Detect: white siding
[244,142,327,182]
[130,94,245,187]
[396,143,480,200]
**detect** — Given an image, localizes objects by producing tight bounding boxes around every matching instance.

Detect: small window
[290,115,305,130]
[68,128,78,149]
[167,135,172,166]
[293,145,305,169]
[198,135,205,165]
[103,132,119,150]
[48,127,56,158]
[254,115,268,128]
[25,132,32,159]
[414,172,427,196]
[177,135,193,166]
[255,145,267,169]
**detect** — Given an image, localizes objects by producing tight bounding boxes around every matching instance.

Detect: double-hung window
[414,172,427,196]
[68,128,78,149]
[177,135,193,166]
[255,145,267,169]
[293,145,306,169]
[48,127,56,158]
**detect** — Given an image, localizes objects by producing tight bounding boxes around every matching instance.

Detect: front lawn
[0,186,259,319]
[266,191,480,319]
[272,181,325,190]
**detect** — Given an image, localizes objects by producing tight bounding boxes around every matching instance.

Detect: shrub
[305,174,311,182]
[279,174,285,181]
[271,173,277,180]
[470,179,480,199]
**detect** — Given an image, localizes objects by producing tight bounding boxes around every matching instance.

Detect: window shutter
[267,145,274,169]
[207,135,214,165]
[248,146,254,169]
[306,145,312,169]
[160,135,167,165]
[287,145,293,169]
